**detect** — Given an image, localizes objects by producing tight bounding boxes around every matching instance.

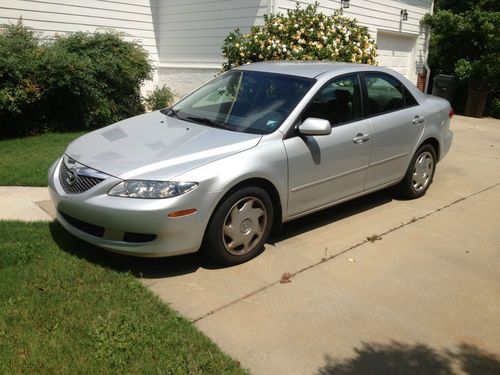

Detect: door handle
[352,133,371,144]
[412,115,425,125]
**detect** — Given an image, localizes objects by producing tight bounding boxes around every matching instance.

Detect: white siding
[156,0,268,67]
[277,0,432,83]
[158,0,432,92]
[2,0,433,93]
[156,0,268,94]
[0,0,159,63]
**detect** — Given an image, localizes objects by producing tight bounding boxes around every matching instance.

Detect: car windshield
[169,70,315,134]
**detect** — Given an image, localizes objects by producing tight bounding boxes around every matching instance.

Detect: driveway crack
[192,181,500,323]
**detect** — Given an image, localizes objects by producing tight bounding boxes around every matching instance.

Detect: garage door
[376,31,417,80]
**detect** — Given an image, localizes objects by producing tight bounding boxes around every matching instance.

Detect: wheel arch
[417,137,440,161]
[206,177,283,237]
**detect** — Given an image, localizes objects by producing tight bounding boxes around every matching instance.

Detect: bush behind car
[0,21,153,138]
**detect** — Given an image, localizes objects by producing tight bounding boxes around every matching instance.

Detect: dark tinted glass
[172,71,315,134]
[364,73,405,115]
[303,74,362,126]
[404,86,418,106]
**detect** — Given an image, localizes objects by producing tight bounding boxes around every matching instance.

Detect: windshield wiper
[186,116,229,129]
[160,107,180,118]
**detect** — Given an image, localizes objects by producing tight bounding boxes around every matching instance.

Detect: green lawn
[0,221,246,374]
[0,132,84,186]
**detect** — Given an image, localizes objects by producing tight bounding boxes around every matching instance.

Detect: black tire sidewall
[205,186,274,266]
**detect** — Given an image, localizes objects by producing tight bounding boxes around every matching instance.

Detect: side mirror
[298,117,331,136]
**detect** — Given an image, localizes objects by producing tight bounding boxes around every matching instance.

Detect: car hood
[65,111,262,180]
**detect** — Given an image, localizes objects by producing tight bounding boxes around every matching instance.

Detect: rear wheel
[398,144,436,199]
[205,187,274,266]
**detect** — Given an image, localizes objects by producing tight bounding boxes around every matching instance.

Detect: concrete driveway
[11,115,499,374]
[140,115,500,374]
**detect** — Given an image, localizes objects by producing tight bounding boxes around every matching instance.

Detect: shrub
[222,2,377,71]
[486,95,500,118]
[0,21,153,138]
[144,85,175,111]
[0,21,44,136]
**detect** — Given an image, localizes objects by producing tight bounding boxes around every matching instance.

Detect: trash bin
[432,74,458,102]
[464,80,489,118]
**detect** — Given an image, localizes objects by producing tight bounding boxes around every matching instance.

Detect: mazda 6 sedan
[49,62,453,265]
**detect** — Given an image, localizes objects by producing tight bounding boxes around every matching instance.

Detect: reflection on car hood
[65,111,262,180]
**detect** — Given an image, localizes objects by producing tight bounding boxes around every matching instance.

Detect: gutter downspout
[424,0,435,93]
[267,0,277,14]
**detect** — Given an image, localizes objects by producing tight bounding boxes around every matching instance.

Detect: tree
[422,2,499,117]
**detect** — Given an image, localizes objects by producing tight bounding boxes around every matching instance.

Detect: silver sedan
[48,62,453,265]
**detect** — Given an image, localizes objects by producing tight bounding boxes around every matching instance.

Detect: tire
[398,144,437,199]
[205,186,274,266]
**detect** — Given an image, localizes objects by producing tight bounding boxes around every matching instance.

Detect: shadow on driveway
[270,188,394,244]
[50,188,395,278]
[316,341,500,375]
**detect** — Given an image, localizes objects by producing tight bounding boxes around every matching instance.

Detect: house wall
[2,0,433,95]
[156,0,269,95]
[158,0,432,94]
[276,0,433,84]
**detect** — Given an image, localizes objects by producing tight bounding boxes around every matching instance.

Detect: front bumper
[48,157,217,257]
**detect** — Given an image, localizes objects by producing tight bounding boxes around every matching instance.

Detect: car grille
[59,158,106,194]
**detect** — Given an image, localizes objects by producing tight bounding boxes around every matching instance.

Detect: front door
[284,74,371,218]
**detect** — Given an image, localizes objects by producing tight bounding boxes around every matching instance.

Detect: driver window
[304,74,362,126]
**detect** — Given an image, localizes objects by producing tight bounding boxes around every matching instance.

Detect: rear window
[364,73,405,115]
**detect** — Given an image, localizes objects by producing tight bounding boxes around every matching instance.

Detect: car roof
[234,61,386,79]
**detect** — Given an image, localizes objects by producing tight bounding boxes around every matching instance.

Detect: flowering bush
[222,2,377,71]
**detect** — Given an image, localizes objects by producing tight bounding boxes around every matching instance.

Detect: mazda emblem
[65,168,78,186]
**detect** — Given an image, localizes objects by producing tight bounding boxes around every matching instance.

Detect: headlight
[108,180,198,199]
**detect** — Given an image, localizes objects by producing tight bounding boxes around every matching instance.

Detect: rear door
[362,72,424,190]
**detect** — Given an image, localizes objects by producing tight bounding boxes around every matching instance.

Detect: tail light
[449,108,454,119]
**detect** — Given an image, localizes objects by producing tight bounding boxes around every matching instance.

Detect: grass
[0,132,84,186]
[0,221,247,374]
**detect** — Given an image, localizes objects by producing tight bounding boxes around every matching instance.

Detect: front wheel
[398,144,436,199]
[205,187,274,266]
